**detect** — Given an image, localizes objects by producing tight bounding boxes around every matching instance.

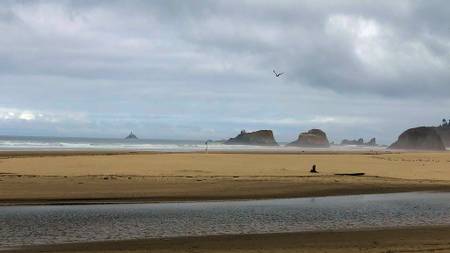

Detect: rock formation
[287,129,330,147]
[224,130,278,146]
[366,138,377,146]
[389,127,445,150]
[341,138,377,146]
[434,126,450,147]
[125,131,138,139]
[341,138,364,145]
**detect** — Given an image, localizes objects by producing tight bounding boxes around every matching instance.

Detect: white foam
[0,139,388,152]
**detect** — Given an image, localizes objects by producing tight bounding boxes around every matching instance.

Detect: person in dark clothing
[310,164,318,173]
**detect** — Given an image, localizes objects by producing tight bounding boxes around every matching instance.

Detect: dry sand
[1,151,450,203]
[8,226,450,253]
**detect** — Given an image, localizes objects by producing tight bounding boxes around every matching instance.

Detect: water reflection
[1,192,450,249]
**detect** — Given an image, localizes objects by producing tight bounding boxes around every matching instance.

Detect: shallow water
[1,192,450,248]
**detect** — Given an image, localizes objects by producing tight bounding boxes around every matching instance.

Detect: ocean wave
[0,138,387,152]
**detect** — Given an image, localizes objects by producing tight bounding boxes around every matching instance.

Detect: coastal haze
[1,1,450,253]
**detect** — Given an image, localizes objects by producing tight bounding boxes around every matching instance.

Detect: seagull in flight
[273,69,284,77]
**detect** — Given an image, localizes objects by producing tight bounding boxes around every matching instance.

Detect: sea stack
[224,130,278,146]
[125,131,138,139]
[288,129,330,147]
[366,138,377,146]
[341,138,364,145]
[341,138,377,146]
[389,127,445,150]
[434,126,450,147]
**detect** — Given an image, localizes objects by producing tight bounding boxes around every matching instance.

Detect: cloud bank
[0,0,449,144]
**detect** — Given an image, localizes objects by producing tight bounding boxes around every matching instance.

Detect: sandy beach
[3,150,450,252]
[2,151,450,253]
[1,150,450,204]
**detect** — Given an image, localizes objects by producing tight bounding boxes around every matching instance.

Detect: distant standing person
[310,164,318,173]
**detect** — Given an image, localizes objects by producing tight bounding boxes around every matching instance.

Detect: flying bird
[273,69,284,77]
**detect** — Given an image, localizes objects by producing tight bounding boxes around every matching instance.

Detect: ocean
[0,135,386,152]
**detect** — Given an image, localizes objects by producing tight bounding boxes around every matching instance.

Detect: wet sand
[1,151,450,204]
[7,226,450,253]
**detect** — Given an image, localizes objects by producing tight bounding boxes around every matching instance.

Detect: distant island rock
[366,137,377,146]
[224,130,278,146]
[287,129,330,147]
[341,138,364,145]
[341,137,377,146]
[125,131,138,139]
[389,127,445,150]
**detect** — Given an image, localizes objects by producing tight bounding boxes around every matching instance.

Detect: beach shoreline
[3,151,450,252]
[0,149,398,157]
[1,174,450,205]
[1,150,450,205]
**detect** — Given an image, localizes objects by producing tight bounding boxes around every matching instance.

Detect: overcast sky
[0,0,449,144]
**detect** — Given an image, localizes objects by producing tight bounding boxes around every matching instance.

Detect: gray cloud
[0,0,449,143]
